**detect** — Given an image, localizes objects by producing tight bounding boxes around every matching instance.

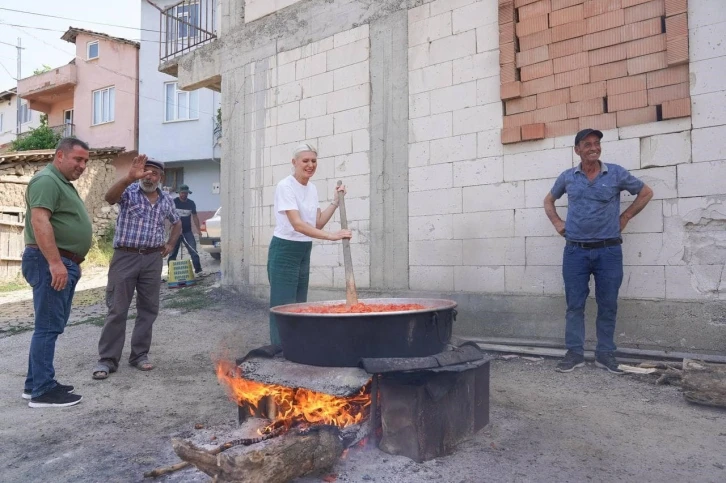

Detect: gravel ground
[1,270,725,483]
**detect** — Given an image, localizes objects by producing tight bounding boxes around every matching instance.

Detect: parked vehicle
[200,207,221,260]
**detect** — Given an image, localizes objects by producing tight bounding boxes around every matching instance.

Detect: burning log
[172,425,343,483]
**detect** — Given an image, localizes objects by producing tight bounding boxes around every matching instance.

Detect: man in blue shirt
[544,129,653,374]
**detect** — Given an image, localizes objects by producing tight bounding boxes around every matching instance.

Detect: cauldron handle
[430,311,454,345]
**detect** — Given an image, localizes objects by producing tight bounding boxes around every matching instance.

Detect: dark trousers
[97,249,163,370]
[267,236,312,345]
[168,231,202,273]
[562,244,624,356]
[22,247,81,398]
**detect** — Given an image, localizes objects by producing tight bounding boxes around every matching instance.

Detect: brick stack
[499,0,691,144]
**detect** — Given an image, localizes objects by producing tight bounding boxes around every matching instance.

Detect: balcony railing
[17,123,75,140]
[160,0,217,62]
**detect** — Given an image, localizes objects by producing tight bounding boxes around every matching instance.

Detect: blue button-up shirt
[113,183,180,249]
[550,162,644,242]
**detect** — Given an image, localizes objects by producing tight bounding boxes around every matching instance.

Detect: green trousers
[267,236,312,345]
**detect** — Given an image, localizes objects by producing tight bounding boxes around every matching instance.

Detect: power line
[0,59,15,79]
[0,6,162,34]
[0,22,167,44]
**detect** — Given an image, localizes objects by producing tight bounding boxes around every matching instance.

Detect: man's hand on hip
[553,219,566,237]
[49,260,68,291]
[619,213,631,232]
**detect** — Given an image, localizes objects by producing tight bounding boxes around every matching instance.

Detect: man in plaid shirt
[92,155,181,379]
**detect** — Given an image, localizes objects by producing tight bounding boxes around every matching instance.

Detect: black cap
[574,128,603,145]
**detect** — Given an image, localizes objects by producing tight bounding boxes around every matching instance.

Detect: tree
[10,115,61,151]
[33,64,52,75]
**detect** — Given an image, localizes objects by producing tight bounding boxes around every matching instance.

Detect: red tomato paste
[288,302,426,314]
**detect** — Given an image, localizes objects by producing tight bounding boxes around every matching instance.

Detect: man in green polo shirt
[22,137,93,408]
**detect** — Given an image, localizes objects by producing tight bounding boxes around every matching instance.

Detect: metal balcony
[159,0,217,63]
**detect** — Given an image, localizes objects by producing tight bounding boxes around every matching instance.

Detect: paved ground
[1,257,725,483]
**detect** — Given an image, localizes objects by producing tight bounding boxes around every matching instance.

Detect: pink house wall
[72,33,138,151]
[47,97,74,128]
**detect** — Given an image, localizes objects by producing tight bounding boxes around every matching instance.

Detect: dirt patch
[1,280,724,482]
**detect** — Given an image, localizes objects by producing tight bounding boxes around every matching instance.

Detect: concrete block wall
[242,25,371,290]
[179,0,726,352]
[407,0,726,302]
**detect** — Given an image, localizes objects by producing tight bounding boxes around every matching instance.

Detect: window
[92,87,115,125]
[164,167,184,192]
[87,41,99,60]
[167,3,200,40]
[164,82,199,122]
[0,112,3,131]
[19,103,31,124]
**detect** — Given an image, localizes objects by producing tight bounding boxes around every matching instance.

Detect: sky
[0,0,142,91]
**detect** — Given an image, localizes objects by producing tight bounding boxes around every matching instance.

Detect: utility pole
[16,37,21,135]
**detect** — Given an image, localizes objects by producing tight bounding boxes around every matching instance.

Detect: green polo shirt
[24,164,93,257]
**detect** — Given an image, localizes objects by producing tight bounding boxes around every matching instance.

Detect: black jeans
[168,232,202,272]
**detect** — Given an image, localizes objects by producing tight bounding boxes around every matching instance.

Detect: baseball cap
[179,184,192,194]
[145,158,165,171]
[574,128,603,145]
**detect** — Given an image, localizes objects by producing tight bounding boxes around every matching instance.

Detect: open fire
[216,360,371,433]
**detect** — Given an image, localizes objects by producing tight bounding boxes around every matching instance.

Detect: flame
[216,359,371,432]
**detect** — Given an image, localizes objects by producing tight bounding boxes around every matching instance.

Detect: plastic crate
[168,259,196,288]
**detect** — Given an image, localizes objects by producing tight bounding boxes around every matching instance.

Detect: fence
[0,207,25,281]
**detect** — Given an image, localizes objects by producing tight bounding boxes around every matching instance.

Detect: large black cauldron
[271,298,457,367]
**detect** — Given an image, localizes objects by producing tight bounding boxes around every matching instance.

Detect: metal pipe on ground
[470,338,726,364]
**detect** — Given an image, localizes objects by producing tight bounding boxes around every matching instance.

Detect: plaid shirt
[113,183,180,249]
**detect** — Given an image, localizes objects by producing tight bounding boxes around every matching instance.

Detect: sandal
[92,363,115,380]
[131,360,154,371]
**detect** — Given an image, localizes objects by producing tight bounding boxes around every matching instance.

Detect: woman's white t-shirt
[273,175,319,242]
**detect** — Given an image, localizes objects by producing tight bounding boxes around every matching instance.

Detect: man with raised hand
[93,155,181,380]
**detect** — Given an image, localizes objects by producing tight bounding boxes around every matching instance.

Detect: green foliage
[33,64,52,75]
[85,226,116,267]
[10,124,62,151]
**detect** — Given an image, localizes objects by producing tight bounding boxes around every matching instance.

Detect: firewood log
[172,425,343,483]
[681,359,726,408]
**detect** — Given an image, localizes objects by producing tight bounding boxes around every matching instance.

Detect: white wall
[245,0,305,23]
[244,25,372,289]
[166,159,221,213]
[0,94,42,147]
[138,0,221,162]
[404,0,726,302]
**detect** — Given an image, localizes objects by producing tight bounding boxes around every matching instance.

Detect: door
[63,109,74,137]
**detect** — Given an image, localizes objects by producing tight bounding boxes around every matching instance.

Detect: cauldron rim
[270,297,457,317]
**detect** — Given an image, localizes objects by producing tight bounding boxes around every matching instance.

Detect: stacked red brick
[499,0,691,144]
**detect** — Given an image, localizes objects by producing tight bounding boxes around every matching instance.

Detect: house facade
[17,27,140,174]
[139,0,221,219]
[0,88,42,150]
[162,0,726,355]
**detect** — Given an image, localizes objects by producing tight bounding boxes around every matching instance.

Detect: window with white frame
[19,103,31,124]
[167,3,201,40]
[164,82,199,122]
[87,41,99,60]
[0,112,3,131]
[92,87,115,125]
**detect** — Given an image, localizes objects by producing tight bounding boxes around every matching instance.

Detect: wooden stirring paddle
[337,180,358,307]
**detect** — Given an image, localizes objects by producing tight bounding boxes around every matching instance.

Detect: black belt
[566,238,622,249]
[26,244,85,264]
[116,246,164,255]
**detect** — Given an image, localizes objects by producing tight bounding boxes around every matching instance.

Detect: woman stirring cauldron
[267,143,352,345]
